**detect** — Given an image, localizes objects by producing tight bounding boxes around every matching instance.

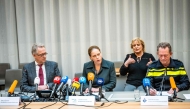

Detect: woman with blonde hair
[120,37,155,91]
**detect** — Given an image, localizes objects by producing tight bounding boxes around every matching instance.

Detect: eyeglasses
[36,53,48,57]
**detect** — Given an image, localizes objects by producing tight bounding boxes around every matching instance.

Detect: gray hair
[31,43,45,55]
[157,42,172,52]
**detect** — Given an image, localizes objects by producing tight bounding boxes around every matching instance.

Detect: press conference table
[1,90,190,109]
[2,102,190,109]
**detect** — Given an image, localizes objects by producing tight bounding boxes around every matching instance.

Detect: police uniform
[146,58,190,91]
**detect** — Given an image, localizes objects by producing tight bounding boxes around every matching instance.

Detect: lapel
[45,61,50,82]
[30,62,36,82]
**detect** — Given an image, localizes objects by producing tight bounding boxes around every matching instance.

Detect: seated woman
[82,45,116,93]
[120,37,155,91]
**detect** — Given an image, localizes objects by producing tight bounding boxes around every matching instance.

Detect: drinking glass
[134,89,140,102]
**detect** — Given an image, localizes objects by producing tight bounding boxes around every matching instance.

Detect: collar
[156,58,176,68]
[35,61,44,66]
[86,58,109,69]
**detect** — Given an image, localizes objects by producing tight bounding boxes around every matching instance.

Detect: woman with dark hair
[82,45,116,93]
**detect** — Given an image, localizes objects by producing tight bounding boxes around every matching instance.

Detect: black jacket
[146,58,190,91]
[82,58,116,91]
[120,52,155,86]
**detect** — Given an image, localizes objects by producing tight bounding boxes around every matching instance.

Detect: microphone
[87,72,95,95]
[96,78,105,100]
[62,79,71,92]
[49,76,61,98]
[169,77,177,98]
[143,78,151,96]
[70,77,79,93]
[8,80,18,96]
[33,77,40,101]
[160,70,166,96]
[72,77,79,83]
[79,77,86,95]
[56,76,68,93]
[34,77,40,91]
[71,81,80,96]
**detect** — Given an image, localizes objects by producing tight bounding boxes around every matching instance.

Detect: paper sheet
[183,94,190,99]
[157,91,172,96]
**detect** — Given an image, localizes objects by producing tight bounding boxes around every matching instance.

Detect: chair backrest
[114,61,123,68]
[5,69,22,92]
[18,63,28,69]
[74,72,82,78]
[0,63,10,86]
[113,61,123,76]
[0,63,10,80]
[113,75,127,91]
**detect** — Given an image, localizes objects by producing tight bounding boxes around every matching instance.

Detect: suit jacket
[82,58,116,91]
[21,60,61,92]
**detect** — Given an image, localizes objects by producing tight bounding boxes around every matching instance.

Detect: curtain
[0,0,190,78]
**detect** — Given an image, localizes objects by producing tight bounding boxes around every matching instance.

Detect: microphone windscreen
[34,77,40,84]
[8,80,18,94]
[79,77,86,84]
[169,77,177,89]
[96,78,104,86]
[143,78,151,87]
[53,76,61,84]
[72,81,80,89]
[72,77,79,83]
[61,76,69,84]
[67,79,72,86]
[87,72,94,81]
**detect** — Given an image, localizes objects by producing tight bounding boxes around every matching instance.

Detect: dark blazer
[82,58,116,91]
[21,60,61,92]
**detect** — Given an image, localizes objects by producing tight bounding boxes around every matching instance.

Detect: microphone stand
[160,70,166,96]
[65,84,69,101]
[98,87,109,102]
[89,81,92,95]
[80,83,84,96]
[146,86,150,96]
[33,84,38,101]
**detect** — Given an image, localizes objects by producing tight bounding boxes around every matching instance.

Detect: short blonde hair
[130,37,145,52]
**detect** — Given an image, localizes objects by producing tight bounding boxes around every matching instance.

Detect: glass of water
[134,89,140,102]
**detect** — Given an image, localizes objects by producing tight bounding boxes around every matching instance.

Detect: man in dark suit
[21,43,61,92]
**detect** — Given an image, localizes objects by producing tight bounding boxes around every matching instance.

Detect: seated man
[21,43,61,92]
[146,42,190,96]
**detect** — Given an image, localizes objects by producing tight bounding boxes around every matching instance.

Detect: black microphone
[160,70,166,96]
[96,78,106,101]
[49,76,61,98]
[142,78,151,96]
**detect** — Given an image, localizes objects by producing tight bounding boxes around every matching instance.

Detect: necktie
[38,64,44,85]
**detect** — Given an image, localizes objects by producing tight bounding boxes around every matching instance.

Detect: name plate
[68,96,95,106]
[141,96,168,105]
[0,97,20,106]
